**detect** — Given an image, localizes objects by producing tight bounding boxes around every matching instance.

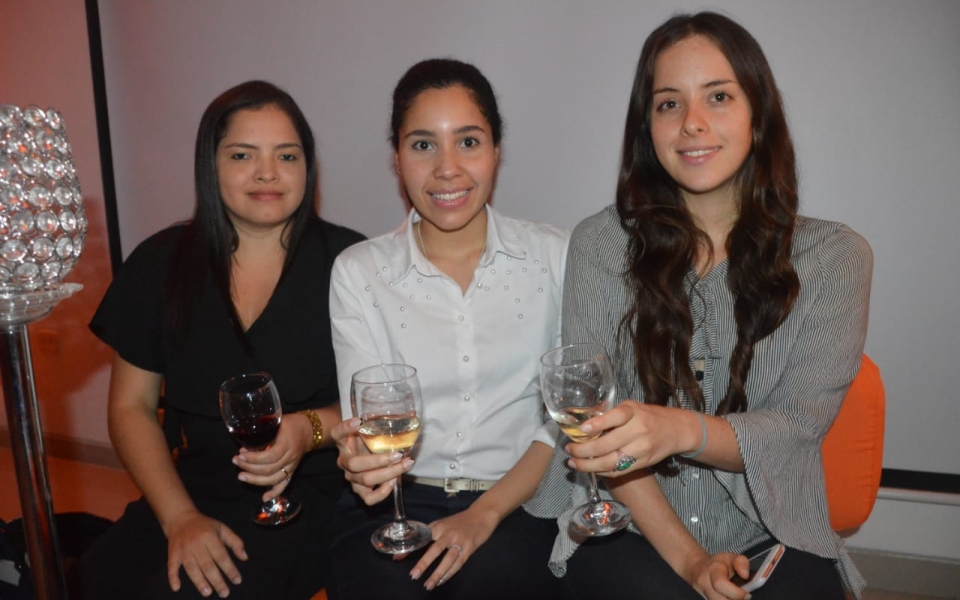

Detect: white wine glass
[219,372,302,526]
[540,343,631,536]
[351,364,431,554]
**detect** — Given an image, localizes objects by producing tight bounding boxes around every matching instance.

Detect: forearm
[608,472,709,578]
[468,441,553,523]
[109,402,199,534]
[678,410,744,472]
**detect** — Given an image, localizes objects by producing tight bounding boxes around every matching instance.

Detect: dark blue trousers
[325,482,561,600]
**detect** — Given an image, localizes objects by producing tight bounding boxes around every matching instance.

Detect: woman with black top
[68,81,364,600]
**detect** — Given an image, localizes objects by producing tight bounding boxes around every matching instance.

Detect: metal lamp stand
[1,283,82,600]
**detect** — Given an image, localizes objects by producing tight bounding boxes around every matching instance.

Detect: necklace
[415,220,486,261]
[415,220,427,258]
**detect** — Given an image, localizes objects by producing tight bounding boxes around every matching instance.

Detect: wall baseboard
[850,548,960,598]
[0,427,122,469]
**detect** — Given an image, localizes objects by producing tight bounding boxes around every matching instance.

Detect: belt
[404,476,497,493]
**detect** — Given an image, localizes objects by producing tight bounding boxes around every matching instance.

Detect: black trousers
[325,482,562,600]
[66,491,336,600]
[561,531,847,600]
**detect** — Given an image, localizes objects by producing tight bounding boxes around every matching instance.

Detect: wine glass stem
[587,472,603,506]
[392,473,408,525]
[390,450,411,531]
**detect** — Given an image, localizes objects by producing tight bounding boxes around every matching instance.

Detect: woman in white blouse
[325,58,569,600]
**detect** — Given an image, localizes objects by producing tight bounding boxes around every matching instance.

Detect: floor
[0,446,951,599]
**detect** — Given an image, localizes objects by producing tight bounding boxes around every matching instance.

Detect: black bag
[0,513,112,600]
[0,518,32,600]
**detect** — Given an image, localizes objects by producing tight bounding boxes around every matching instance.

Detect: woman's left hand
[684,552,752,600]
[407,505,499,591]
[565,400,688,476]
[233,413,310,501]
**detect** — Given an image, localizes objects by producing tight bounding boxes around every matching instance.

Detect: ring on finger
[614,449,637,472]
[281,467,290,480]
[448,544,462,554]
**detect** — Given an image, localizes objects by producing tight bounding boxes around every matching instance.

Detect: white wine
[359,413,422,453]
[551,406,604,442]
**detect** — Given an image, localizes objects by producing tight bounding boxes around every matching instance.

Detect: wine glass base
[253,495,302,526]
[570,500,632,537]
[371,520,432,554]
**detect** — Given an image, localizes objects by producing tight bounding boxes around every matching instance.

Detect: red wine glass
[219,372,301,526]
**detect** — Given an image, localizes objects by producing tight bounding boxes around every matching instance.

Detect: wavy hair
[616,12,800,417]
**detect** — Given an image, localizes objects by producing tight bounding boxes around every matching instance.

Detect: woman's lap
[326,483,561,600]
[68,492,334,600]
[561,532,846,600]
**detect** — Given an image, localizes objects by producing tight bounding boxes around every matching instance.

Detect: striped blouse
[524,205,872,597]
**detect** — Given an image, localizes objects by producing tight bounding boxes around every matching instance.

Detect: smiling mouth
[680,148,717,158]
[431,189,470,201]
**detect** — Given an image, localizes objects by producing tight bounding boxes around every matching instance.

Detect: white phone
[731,543,785,592]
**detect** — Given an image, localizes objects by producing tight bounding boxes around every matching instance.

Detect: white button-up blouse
[330,206,570,480]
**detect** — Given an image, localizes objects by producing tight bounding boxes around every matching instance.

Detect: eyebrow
[402,124,487,141]
[652,79,736,95]
[222,142,303,150]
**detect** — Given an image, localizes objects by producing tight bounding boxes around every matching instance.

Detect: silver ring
[614,450,637,472]
[448,544,462,553]
[281,467,290,480]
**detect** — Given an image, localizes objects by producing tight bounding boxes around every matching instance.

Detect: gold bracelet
[300,409,324,451]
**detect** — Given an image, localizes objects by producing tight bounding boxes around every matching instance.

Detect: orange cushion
[822,355,885,531]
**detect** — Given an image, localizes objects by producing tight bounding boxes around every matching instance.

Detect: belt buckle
[443,479,459,494]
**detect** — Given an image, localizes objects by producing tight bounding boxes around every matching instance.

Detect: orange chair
[822,354,885,531]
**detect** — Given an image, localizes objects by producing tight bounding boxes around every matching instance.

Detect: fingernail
[390,452,403,462]
[233,576,242,584]
[581,423,593,433]
[567,459,576,469]
[232,457,239,466]
[424,581,435,591]
[219,590,230,598]
[238,475,247,482]
[410,568,421,580]
[402,458,415,469]
[438,577,446,587]
[201,587,211,597]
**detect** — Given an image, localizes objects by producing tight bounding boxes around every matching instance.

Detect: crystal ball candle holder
[0,104,87,292]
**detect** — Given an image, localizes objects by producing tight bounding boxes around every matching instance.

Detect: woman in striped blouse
[525,11,872,600]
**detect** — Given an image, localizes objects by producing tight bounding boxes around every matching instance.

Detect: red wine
[228,414,280,450]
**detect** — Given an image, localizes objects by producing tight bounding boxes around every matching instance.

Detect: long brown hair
[616,12,799,417]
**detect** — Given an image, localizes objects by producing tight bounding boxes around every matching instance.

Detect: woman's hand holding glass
[219,372,301,526]
[331,417,415,505]
[540,343,631,535]
[350,364,432,554]
[232,412,311,501]
[565,400,706,476]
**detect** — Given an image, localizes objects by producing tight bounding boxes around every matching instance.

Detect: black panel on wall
[84,0,123,273]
